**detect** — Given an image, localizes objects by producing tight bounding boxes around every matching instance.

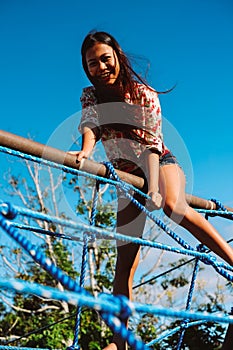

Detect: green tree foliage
[162,321,225,350]
[0,160,231,349]
[0,240,78,348]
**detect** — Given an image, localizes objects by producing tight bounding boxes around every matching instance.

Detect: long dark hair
[81,31,173,146]
[81,31,158,101]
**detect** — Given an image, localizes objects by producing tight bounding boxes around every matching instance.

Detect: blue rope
[0,278,232,324]
[0,146,141,196]
[211,198,227,211]
[8,222,82,242]
[1,212,232,348]
[0,213,146,349]
[90,181,99,226]
[1,202,232,278]
[0,347,52,350]
[176,244,203,349]
[1,145,233,348]
[146,320,206,346]
[100,312,148,350]
[103,162,194,251]
[69,234,89,350]
[0,213,87,294]
[68,180,100,349]
[197,197,233,221]
[102,162,233,347]
[102,163,233,277]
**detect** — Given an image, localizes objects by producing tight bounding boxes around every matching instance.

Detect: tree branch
[1,296,60,313]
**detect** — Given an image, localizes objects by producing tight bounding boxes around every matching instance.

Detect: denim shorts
[159,152,180,167]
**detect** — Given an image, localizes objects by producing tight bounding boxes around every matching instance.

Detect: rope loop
[180,321,189,330]
[66,345,80,350]
[211,198,227,211]
[196,244,217,265]
[197,243,208,253]
[0,202,18,220]
[103,161,131,193]
[103,161,120,182]
[98,293,134,320]
[196,243,214,265]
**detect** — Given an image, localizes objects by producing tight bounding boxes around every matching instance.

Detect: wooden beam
[0,129,232,212]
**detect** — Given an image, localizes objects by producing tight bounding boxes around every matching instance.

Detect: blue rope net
[0,145,232,350]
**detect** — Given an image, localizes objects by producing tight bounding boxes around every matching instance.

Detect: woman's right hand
[67,150,89,162]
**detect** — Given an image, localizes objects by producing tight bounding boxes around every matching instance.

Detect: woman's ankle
[103,342,127,350]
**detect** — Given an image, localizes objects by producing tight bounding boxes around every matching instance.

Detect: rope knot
[180,320,189,330]
[103,161,131,193]
[66,346,80,350]
[103,161,120,181]
[196,244,218,266]
[210,198,227,211]
[197,244,208,253]
[99,293,134,321]
[0,202,17,220]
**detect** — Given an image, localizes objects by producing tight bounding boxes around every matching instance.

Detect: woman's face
[85,43,120,87]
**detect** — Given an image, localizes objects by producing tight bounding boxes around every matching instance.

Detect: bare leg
[221,323,233,349]
[104,164,233,350]
[159,164,233,265]
[103,196,146,350]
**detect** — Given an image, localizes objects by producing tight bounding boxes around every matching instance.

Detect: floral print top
[79,82,169,172]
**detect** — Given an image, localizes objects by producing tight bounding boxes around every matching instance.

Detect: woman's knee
[163,197,189,220]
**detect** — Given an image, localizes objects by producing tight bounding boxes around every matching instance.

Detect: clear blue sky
[0,0,232,212]
[0,1,232,323]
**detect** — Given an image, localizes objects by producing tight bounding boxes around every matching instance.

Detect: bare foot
[103,343,117,350]
[103,341,128,350]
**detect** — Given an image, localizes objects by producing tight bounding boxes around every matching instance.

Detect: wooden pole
[0,129,232,212]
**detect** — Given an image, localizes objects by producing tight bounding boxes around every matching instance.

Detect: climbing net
[0,144,232,350]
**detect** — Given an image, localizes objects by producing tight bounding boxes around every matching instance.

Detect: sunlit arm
[146,152,162,209]
[68,126,96,162]
[76,126,97,161]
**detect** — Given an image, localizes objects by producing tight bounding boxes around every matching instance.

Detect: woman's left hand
[146,191,163,211]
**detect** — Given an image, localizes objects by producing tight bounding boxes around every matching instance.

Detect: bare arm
[69,126,96,162]
[147,152,162,209]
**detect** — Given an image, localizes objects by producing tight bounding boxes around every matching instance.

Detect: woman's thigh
[159,164,187,208]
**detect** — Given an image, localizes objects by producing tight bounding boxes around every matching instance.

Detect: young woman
[74,31,233,350]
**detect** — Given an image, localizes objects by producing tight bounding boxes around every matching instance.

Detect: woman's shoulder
[81,86,97,105]
[82,85,96,96]
[134,82,158,96]
[133,82,159,104]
